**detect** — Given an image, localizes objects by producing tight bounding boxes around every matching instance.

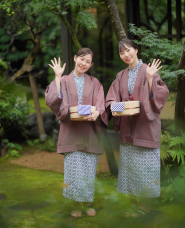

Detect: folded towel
[111,102,125,112]
[77,105,91,115]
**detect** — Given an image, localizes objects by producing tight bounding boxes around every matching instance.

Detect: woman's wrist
[55,74,62,78]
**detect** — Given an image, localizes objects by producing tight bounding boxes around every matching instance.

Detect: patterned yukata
[59,71,99,202]
[117,60,160,198]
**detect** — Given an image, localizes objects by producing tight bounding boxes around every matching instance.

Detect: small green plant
[160,131,172,172]
[41,138,56,152]
[161,163,185,203]
[2,139,22,158]
[26,138,56,152]
[168,130,185,164]
[0,76,29,145]
[26,139,41,147]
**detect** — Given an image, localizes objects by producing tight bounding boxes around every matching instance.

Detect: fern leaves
[167,130,185,164]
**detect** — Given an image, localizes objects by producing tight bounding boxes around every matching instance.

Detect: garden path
[11,150,119,173]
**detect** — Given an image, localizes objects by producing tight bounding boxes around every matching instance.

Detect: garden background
[0,0,185,227]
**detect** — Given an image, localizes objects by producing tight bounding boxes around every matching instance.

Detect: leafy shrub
[26,137,56,152]
[129,24,185,92]
[41,138,56,152]
[167,130,185,164]
[161,163,185,203]
[26,139,41,147]
[0,76,29,143]
[2,138,22,158]
[160,131,172,161]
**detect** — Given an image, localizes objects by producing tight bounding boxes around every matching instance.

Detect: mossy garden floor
[0,159,185,228]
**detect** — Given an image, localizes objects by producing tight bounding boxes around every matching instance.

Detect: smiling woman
[45,48,107,217]
[106,38,169,217]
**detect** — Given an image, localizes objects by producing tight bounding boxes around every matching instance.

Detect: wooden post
[29,73,45,136]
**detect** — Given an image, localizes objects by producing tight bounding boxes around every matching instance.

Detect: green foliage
[0,76,29,141]
[41,138,56,152]
[161,178,176,202]
[26,139,41,146]
[168,131,185,164]
[0,59,8,70]
[129,24,185,90]
[0,1,61,83]
[2,138,22,158]
[161,163,185,203]
[160,131,171,161]
[26,138,56,152]
[76,10,97,29]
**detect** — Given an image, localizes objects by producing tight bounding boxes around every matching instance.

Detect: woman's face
[119,44,138,67]
[74,54,93,74]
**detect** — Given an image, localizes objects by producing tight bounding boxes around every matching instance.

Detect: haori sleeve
[142,73,169,121]
[105,75,121,132]
[105,75,121,119]
[105,76,121,109]
[45,78,69,120]
[92,79,108,127]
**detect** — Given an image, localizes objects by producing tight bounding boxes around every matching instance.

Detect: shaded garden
[1,0,185,227]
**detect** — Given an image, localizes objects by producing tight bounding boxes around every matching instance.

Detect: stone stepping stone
[0,193,7,200]
[8,200,50,210]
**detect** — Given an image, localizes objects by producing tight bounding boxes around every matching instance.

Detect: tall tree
[104,0,127,40]
[0,2,58,138]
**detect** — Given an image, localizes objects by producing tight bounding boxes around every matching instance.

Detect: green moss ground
[0,159,185,228]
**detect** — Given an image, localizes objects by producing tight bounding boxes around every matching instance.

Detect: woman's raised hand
[49,57,66,77]
[146,59,162,80]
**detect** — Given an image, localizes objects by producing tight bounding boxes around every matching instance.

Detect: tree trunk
[29,73,45,137]
[8,35,40,84]
[104,0,127,40]
[175,40,185,133]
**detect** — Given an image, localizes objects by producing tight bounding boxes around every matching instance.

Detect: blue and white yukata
[58,71,98,202]
[117,60,160,198]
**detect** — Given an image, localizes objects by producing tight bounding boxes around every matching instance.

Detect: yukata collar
[129,59,143,72]
[72,70,84,79]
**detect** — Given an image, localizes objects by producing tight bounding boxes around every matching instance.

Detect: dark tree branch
[39,43,54,50]
[7,35,41,84]
[104,0,127,40]
[140,21,155,32]
[157,14,168,32]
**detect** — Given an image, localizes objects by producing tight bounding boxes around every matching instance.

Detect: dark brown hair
[117,39,138,56]
[76,48,94,63]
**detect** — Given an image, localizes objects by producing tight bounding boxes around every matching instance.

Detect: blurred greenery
[0,76,29,143]
[0,159,185,228]
[129,24,185,91]
[28,97,50,115]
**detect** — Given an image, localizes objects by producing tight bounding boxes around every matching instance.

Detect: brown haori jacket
[45,72,108,154]
[106,63,169,149]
